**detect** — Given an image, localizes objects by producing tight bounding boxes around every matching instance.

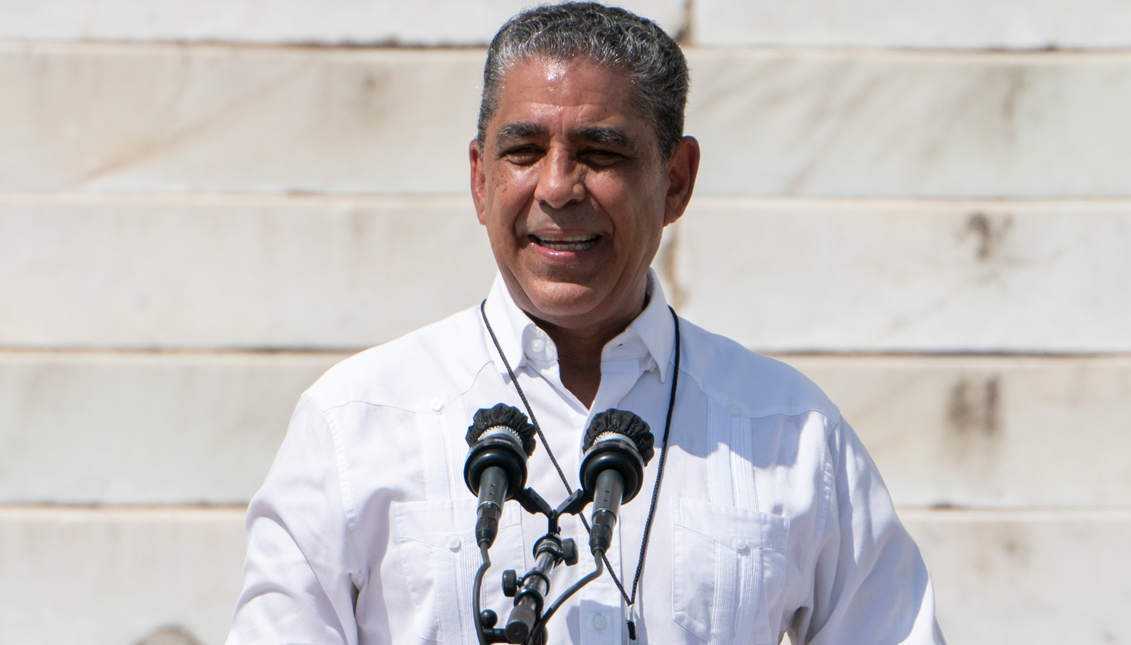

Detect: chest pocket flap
[393,499,525,644]
[672,498,790,644]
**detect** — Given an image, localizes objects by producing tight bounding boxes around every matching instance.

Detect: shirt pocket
[672,498,790,644]
[392,498,525,644]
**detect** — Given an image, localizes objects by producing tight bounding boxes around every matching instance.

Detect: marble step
[2,352,1128,508]
[5,44,1131,197]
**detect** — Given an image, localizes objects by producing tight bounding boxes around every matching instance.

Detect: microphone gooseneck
[579,409,655,555]
[464,404,537,548]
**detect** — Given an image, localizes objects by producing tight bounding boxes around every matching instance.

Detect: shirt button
[731,537,747,551]
[530,339,545,353]
[447,535,461,552]
[592,613,608,631]
[430,398,444,412]
[728,403,742,417]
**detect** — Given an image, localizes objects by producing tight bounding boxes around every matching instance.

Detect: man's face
[470,56,698,338]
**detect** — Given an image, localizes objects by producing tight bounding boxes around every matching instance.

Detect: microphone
[464,404,537,548]
[579,409,655,555]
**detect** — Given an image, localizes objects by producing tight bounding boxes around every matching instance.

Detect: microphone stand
[474,487,599,645]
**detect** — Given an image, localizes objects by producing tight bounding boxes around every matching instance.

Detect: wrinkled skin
[470,57,699,405]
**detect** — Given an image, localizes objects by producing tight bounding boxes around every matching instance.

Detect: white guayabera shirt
[228,270,945,645]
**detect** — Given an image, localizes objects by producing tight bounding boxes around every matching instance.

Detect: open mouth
[531,234,600,251]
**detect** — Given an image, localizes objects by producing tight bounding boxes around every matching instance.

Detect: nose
[534,147,585,210]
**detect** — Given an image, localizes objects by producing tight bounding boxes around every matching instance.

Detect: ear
[470,138,488,225]
[662,136,701,227]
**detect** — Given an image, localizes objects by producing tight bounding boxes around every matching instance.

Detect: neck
[501,276,652,408]
[532,295,648,408]
[537,323,612,408]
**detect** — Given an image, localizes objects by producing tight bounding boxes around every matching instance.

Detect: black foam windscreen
[466,403,537,457]
[582,409,655,464]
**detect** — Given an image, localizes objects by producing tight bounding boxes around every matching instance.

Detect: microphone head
[466,403,537,457]
[582,409,654,464]
[464,404,536,501]
[580,409,654,504]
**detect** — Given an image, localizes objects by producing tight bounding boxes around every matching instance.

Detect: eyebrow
[495,122,547,145]
[494,122,635,152]
[575,126,634,151]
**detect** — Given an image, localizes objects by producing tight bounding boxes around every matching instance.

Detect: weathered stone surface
[5,45,1131,196]
[5,196,1130,352]
[3,352,1129,507]
[0,195,495,349]
[1,506,1125,645]
[0,351,340,504]
[686,50,1131,197]
[0,507,246,645]
[0,44,484,193]
[664,199,1131,352]
[134,625,204,645]
[902,509,1131,644]
[0,0,686,46]
[786,355,1131,508]
[696,0,1131,49]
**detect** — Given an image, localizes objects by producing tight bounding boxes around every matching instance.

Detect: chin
[523,281,604,322]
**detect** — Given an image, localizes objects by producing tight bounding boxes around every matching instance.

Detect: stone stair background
[2,1,1130,643]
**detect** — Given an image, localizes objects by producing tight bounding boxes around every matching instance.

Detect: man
[228,4,944,644]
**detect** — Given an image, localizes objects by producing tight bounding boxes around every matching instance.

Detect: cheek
[488,169,535,210]
[592,175,665,236]
[484,175,534,242]
[587,173,635,213]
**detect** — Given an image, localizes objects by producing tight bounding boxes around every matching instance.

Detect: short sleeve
[795,418,946,645]
[227,394,362,645]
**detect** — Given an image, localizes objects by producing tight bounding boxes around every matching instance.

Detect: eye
[579,148,626,168]
[501,145,544,166]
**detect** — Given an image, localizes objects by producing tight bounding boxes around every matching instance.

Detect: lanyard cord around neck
[479,300,681,640]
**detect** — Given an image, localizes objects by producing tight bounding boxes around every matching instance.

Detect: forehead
[488,56,651,140]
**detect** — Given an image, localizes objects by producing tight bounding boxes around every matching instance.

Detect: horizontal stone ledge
[898,507,1131,521]
[784,355,1131,509]
[0,505,246,645]
[0,195,497,349]
[666,198,1131,352]
[2,352,1130,509]
[685,48,1131,197]
[4,195,1130,352]
[8,0,1131,52]
[5,44,1131,196]
[14,190,1131,207]
[0,503,248,520]
[0,351,342,505]
[0,43,487,194]
[0,0,686,46]
[900,509,1131,645]
[1,505,1126,645]
[695,0,1131,49]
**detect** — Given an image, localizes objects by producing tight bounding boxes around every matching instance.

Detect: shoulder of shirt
[302,306,489,414]
[678,318,841,424]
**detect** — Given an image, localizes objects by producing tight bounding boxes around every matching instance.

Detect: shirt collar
[479,269,676,384]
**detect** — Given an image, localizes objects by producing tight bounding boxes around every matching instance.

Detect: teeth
[535,235,599,251]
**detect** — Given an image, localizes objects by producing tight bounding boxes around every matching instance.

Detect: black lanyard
[480,300,681,641]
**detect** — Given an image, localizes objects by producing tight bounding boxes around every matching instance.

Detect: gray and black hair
[477,2,689,159]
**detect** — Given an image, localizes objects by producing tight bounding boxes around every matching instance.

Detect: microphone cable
[473,541,494,645]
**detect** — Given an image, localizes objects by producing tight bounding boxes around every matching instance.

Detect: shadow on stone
[133,625,204,645]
